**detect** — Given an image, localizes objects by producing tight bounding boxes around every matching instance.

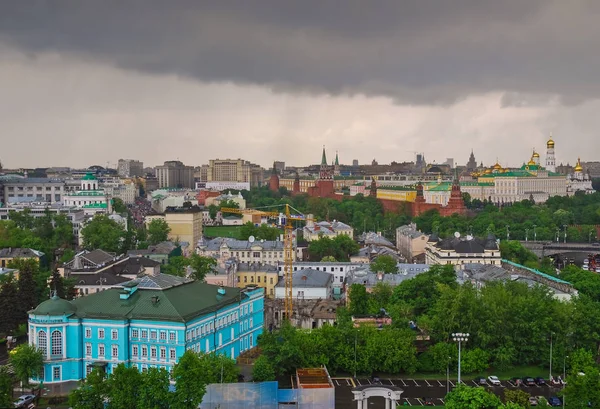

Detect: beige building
[164,208,203,247]
[303,219,354,242]
[425,233,502,268]
[396,223,428,262]
[207,159,263,187]
[197,237,287,267]
[236,263,279,298]
[155,161,194,189]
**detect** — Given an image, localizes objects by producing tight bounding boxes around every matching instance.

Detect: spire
[271,161,278,175]
[321,146,327,166]
[335,151,339,166]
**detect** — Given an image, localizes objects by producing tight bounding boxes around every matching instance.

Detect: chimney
[218,286,226,295]
[377,272,383,281]
[151,296,160,305]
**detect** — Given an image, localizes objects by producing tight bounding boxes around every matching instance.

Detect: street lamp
[447,356,451,394]
[468,225,473,236]
[556,229,560,243]
[563,225,567,243]
[354,329,358,379]
[506,226,510,241]
[526,229,529,242]
[533,224,537,241]
[549,332,553,380]
[563,355,568,409]
[589,231,594,243]
[452,332,470,385]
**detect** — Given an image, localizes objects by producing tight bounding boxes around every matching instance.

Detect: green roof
[378,185,416,191]
[82,203,108,208]
[82,172,97,181]
[70,190,106,196]
[426,182,452,192]
[321,147,327,166]
[30,296,77,316]
[69,280,244,322]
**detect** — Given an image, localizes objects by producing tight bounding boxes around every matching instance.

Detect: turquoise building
[28,274,264,385]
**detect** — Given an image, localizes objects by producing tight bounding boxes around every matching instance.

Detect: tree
[321,255,337,262]
[370,255,398,274]
[0,367,13,408]
[348,284,369,316]
[252,355,276,382]
[187,254,217,281]
[0,274,20,334]
[147,219,171,245]
[81,214,126,253]
[68,368,107,409]
[139,367,172,409]
[445,385,502,409]
[171,350,207,409]
[13,259,40,324]
[196,352,239,384]
[48,269,66,299]
[208,204,219,221]
[503,389,530,407]
[9,343,43,389]
[112,198,128,214]
[107,364,142,409]
[161,256,189,277]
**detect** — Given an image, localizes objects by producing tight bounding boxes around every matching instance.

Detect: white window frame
[112,345,118,359]
[98,328,105,339]
[85,343,92,357]
[132,329,139,338]
[85,327,92,338]
[169,348,176,360]
[151,347,157,359]
[98,344,105,358]
[133,345,139,357]
[111,329,118,340]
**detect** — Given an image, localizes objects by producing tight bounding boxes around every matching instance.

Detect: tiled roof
[70,279,244,322]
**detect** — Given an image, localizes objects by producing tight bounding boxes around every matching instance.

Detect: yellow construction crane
[220,204,311,320]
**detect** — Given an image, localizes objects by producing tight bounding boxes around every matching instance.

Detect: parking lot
[332,377,564,408]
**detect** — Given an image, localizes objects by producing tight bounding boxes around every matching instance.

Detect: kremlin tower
[269,162,280,192]
[545,135,556,172]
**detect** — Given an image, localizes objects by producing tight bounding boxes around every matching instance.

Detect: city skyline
[2,1,600,168]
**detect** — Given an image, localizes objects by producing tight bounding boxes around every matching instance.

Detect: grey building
[117,159,144,178]
[155,161,194,189]
[1,177,66,205]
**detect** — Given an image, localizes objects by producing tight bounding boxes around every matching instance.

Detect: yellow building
[164,208,203,247]
[376,187,417,202]
[0,248,44,269]
[236,263,279,298]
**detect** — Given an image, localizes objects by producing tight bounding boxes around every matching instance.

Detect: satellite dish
[454,232,461,238]
[466,235,473,241]
[248,236,255,243]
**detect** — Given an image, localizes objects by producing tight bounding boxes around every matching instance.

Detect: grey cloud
[1,1,600,104]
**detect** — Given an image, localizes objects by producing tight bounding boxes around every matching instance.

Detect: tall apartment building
[164,208,203,247]
[207,159,263,188]
[155,161,194,189]
[194,165,210,182]
[117,159,144,178]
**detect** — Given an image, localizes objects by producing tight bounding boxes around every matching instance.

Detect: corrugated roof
[275,269,333,288]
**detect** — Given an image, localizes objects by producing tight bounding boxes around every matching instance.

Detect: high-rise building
[117,159,144,178]
[154,161,194,189]
[207,159,263,188]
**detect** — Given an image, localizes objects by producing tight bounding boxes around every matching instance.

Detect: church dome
[493,162,502,170]
[30,295,77,316]
[484,168,492,174]
[532,151,540,158]
[574,158,583,172]
[547,138,555,148]
[527,159,536,166]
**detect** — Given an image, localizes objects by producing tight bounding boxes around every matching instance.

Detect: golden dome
[484,168,492,174]
[547,138,555,148]
[493,162,502,170]
[527,159,536,166]
[532,151,540,158]
[574,157,583,172]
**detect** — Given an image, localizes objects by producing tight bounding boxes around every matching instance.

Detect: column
[356,399,363,409]
[63,325,67,358]
[387,398,392,409]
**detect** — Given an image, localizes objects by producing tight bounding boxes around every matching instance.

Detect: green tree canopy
[147,219,171,245]
[68,368,108,409]
[187,254,217,281]
[370,255,398,274]
[81,214,126,253]
[252,355,276,382]
[9,343,43,388]
[445,385,502,409]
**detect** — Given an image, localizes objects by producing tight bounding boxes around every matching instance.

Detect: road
[333,377,564,408]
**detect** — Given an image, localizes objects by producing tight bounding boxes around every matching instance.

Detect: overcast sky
[1,1,600,169]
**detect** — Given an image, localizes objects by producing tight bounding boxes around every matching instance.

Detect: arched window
[38,330,47,355]
[51,330,62,356]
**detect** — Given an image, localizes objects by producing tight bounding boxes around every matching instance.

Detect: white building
[274,269,333,300]
[1,177,66,205]
[197,237,288,267]
[63,173,111,211]
[567,158,595,195]
[303,219,354,242]
[425,233,502,268]
[0,204,85,241]
[101,178,137,204]
[396,224,428,262]
[205,191,246,210]
[196,181,251,191]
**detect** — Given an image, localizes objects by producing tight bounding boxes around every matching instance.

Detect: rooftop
[275,269,333,288]
[198,237,285,251]
[0,248,44,258]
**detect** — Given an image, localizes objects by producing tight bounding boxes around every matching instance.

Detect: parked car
[510,377,522,386]
[535,377,546,385]
[423,398,435,406]
[522,377,536,386]
[529,396,539,406]
[548,396,562,406]
[487,375,501,386]
[474,377,487,385]
[14,395,35,408]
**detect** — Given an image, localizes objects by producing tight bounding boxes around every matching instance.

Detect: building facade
[207,159,263,188]
[396,224,428,262]
[1,177,66,205]
[197,237,288,267]
[63,173,111,211]
[28,276,264,385]
[117,159,144,178]
[274,269,333,300]
[155,161,195,189]
[424,233,502,268]
[164,208,203,247]
[303,219,354,242]
[236,263,279,298]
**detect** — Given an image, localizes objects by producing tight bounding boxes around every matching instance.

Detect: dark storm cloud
[1,1,599,104]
